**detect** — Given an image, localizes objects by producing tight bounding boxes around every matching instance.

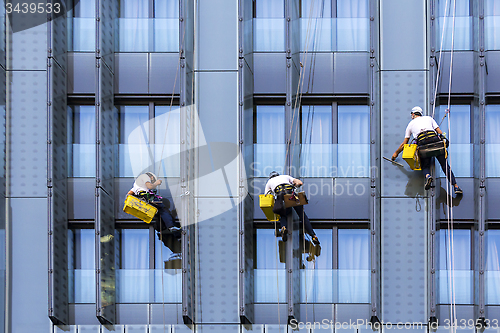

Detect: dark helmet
[269,171,280,179]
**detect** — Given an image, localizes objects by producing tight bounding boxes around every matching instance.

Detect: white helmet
[411,106,423,115]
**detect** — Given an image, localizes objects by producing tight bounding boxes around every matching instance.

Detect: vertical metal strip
[95,0,117,325]
[47,8,69,325]
[428,0,438,324]
[180,0,196,324]
[369,0,381,324]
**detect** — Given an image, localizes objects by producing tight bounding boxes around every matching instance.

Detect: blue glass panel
[71,106,96,177]
[302,0,332,18]
[438,229,472,304]
[438,105,471,177]
[486,230,500,304]
[153,269,182,302]
[115,269,181,303]
[118,106,150,177]
[485,16,500,50]
[119,229,149,269]
[486,105,500,177]
[255,0,284,18]
[300,269,334,303]
[120,0,149,17]
[72,144,96,177]
[337,269,370,303]
[436,16,472,51]
[254,144,286,177]
[73,269,96,303]
[256,106,284,144]
[71,18,96,52]
[336,18,369,51]
[71,229,95,303]
[117,18,151,52]
[300,18,333,52]
[154,106,180,177]
[153,18,180,52]
[255,229,286,303]
[301,106,333,177]
[300,144,334,177]
[253,18,285,52]
[154,0,179,18]
[336,0,369,18]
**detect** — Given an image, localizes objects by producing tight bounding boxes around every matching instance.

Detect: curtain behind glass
[71,0,96,51]
[118,106,150,177]
[155,106,180,177]
[437,0,471,50]
[438,105,471,177]
[302,0,331,18]
[154,0,179,18]
[337,105,369,177]
[486,230,500,304]
[255,229,286,302]
[72,106,96,177]
[336,0,369,51]
[486,105,500,177]
[72,229,95,303]
[255,0,284,18]
[438,229,472,304]
[255,106,285,177]
[117,229,149,303]
[337,229,369,303]
[254,0,284,51]
[154,235,182,302]
[301,105,333,177]
[119,0,149,51]
[485,0,500,50]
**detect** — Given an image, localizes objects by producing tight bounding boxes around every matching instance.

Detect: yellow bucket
[402,144,421,170]
[123,195,158,223]
[259,194,279,222]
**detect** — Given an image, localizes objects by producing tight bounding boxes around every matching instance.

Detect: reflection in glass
[254,229,286,302]
[155,106,181,177]
[438,105,471,177]
[486,105,500,177]
[69,106,96,177]
[486,230,500,304]
[69,229,95,303]
[438,229,472,304]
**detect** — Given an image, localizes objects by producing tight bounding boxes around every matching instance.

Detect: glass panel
[255,0,284,18]
[438,105,471,177]
[70,229,95,303]
[154,106,180,177]
[254,106,285,177]
[120,0,149,17]
[486,230,500,305]
[302,0,331,18]
[300,18,333,52]
[253,18,285,52]
[70,106,96,177]
[71,18,96,52]
[337,0,369,18]
[254,144,286,177]
[153,18,180,52]
[118,106,151,177]
[485,0,500,50]
[255,229,286,303]
[486,105,500,177]
[438,229,472,304]
[437,0,471,50]
[73,0,96,17]
[336,18,369,51]
[301,106,333,177]
[115,269,181,303]
[154,233,182,302]
[337,105,369,177]
[117,18,150,52]
[154,0,179,18]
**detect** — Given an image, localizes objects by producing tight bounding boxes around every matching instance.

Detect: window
[486,105,500,177]
[68,228,95,303]
[485,0,500,50]
[117,104,180,178]
[300,104,369,177]
[437,104,471,177]
[438,228,472,304]
[254,105,285,177]
[68,105,96,177]
[255,225,370,304]
[300,0,369,52]
[486,229,500,304]
[117,0,179,52]
[253,0,285,52]
[437,0,471,51]
[68,0,96,52]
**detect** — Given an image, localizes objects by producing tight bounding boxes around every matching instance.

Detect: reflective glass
[438,105,471,177]
[254,229,286,302]
[336,18,369,51]
[486,105,500,177]
[337,105,370,177]
[437,0,471,50]
[302,0,331,18]
[438,229,472,304]
[485,0,500,50]
[300,18,333,52]
[301,106,333,177]
[69,229,95,303]
[154,106,180,177]
[69,106,96,177]
[254,106,285,177]
[118,106,150,177]
[154,231,182,302]
[69,0,96,52]
[486,230,500,304]
[255,0,284,18]
[253,18,285,52]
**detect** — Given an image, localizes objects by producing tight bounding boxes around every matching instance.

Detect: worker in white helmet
[127,172,181,236]
[392,106,462,195]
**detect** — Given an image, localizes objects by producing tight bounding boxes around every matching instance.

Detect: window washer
[265,171,320,245]
[391,106,462,195]
[127,172,181,237]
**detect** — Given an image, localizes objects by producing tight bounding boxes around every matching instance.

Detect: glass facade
[68,105,96,177]
[486,104,500,177]
[437,0,471,51]
[486,230,500,305]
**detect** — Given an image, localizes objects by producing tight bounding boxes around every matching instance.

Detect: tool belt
[417,131,447,159]
[274,184,295,195]
[137,190,162,204]
[416,130,438,144]
[272,184,295,216]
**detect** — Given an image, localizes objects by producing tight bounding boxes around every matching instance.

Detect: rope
[275,222,281,330]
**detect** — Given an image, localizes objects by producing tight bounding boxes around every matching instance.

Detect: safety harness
[416,130,448,159]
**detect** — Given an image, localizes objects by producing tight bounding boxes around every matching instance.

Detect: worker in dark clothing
[265,171,320,245]
[127,172,181,238]
[392,106,462,195]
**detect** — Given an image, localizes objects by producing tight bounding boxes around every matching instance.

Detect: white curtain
[337,105,369,177]
[117,229,150,303]
[336,0,369,51]
[255,106,285,177]
[485,0,500,50]
[73,229,96,303]
[119,0,149,51]
[438,229,472,304]
[254,0,285,51]
[154,0,178,18]
[155,107,181,177]
[337,229,370,303]
[72,106,96,177]
[255,0,284,18]
[119,106,151,177]
[486,230,500,304]
[301,105,333,177]
[437,0,471,50]
[438,105,471,177]
[302,0,331,18]
[255,229,286,302]
[486,105,500,177]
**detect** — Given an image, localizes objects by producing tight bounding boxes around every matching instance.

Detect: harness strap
[417,130,438,143]
[274,184,295,195]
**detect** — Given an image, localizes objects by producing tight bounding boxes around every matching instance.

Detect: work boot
[424,175,433,190]
[280,226,287,242]
[454,186,463,195]
[311,235,320,246]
